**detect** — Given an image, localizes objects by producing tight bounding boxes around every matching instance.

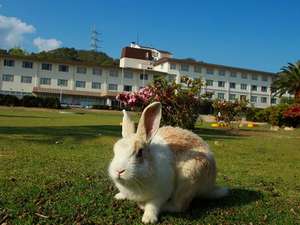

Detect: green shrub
[0,94,60,109]
[246,107,261,122]
[22,95,43,107]
[0,94,21,106]
[199,99,213,114]
[246,107,273,123]
[92,105,110,110]
[269,104,290,126]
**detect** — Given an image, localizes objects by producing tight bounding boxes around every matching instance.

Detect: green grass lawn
[0,107,299,225]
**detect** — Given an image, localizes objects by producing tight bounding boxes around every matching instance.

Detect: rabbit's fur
[108,102,228,223]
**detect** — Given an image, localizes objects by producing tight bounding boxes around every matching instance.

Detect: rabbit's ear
[122,110,135,138]
[136,102,162,142]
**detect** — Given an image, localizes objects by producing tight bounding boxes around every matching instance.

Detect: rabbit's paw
[142,210,158,224]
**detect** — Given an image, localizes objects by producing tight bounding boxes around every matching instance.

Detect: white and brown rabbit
[108,102,228,223]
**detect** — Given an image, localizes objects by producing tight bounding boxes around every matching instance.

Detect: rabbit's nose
[117,169,125,175]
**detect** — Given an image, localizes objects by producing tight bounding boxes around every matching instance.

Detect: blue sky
[0,0,299,72]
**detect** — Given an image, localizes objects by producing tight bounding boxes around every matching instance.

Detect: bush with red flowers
[282,104,300,127]
[116,76,204,129]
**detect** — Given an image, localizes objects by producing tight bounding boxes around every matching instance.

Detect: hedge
[0,94,61,109]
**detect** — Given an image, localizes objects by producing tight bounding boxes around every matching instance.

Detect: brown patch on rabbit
[157,126,207,152]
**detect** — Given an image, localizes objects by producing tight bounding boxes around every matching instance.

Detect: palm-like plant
[272,61,300,102]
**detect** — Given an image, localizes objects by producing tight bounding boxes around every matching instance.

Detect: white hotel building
[0,43,279,108]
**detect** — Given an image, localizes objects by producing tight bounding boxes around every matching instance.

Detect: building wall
[0,57,154,106]
[120,57,153,69]
[0,55,284,108]
[154,61,278,108]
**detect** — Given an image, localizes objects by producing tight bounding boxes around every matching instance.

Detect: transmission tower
[90,26,101,51]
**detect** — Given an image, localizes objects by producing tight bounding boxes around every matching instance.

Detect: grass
[0,106,299,225]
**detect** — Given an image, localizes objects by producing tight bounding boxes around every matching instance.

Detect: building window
[140,74,148,80]
[206,68,214,75]
[194,65,201,73]
[218,70,225,76]
[241,74,247,79]
[108,83,118,91]
[251,85,257,91]
[109,69,118,77]
[240,95,247,101]
[180,64,189,71]
[218,81,225,87]
[92,82,101,89]
[57,79,68,87]
[4,59,15,67]
[77,66,87,74]
[217,93,225,100]
[262,75,268,81]
[261,86,267,92]
[230,71,237,78]
[170,63,176,70]
[22,61,33,69]
[271,98,277,104]
[76,80,86,88]
[123,85,132,92]
[40,78,51,85]
[229,82,236,89]
[2,74,14,82]
[241,83,247,90]
[251,96,257,103]
[41,63,52,71]
[252,74,258,80]
[93,67,102,76]
[229,94,236,101]
[124,70,133,79]
[21,76,32,83]
[206,80,213,86]
[59,64,69,72]
[261,97,267,103]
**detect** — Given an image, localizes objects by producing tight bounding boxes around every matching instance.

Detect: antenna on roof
[90,25,101,51]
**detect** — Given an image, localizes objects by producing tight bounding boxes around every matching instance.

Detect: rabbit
[108,102,228,223]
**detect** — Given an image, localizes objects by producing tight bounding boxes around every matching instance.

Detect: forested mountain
[0,47,118,66]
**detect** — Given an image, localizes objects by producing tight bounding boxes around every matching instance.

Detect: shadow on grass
[0,125,263,144]
[0,114,48,119]
[193,127,243,141]
[0,125,122,142]
[164,188,263,221]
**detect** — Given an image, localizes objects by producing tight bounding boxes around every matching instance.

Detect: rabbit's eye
[136,148,143,159]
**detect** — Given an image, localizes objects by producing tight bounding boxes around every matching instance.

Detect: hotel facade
[0,43,280,108]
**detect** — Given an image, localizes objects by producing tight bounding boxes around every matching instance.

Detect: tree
[31,47,116,66]
[272,61,300,102]
[8,47,27,56]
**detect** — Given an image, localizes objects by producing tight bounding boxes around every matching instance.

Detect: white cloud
[0,14,35,48]
[33,37,62,52]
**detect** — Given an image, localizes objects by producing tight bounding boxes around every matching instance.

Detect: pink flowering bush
[116,86,154,108]
[116,76,204,129]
